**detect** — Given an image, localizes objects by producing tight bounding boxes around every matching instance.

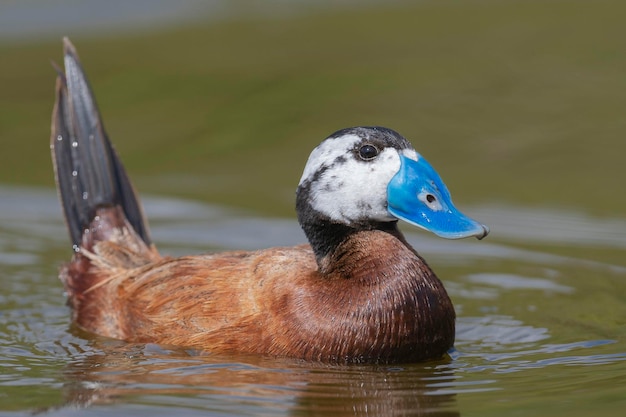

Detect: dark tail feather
[51,37,151,250]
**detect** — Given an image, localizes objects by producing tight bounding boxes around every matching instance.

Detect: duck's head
[296,126,488,264]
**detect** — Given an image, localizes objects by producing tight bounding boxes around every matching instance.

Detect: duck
[50,38,488,364]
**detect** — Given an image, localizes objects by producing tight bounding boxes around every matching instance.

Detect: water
[1,185,625,416]
[0,0,404,43]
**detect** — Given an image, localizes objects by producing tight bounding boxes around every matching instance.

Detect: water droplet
[57,135,63,142]
[82,192,89,200]
[72,141,78,148]
[72,244,80,253]
[72,170,78,177]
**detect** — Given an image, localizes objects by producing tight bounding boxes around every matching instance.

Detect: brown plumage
[51,38,486,364]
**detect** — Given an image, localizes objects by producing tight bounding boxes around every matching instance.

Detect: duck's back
[61,205,317,351]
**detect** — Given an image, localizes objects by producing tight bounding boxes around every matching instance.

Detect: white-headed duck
[51,38,488,364]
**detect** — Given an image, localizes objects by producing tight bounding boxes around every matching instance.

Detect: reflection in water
[453,338,626,373]
[465,273,574,294]
[457,315,550,346]
[2,186,626,415]
[471,205,626,249]
[58,340,460,416]
[0,0,217,41]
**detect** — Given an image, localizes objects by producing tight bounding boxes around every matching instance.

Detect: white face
[298,132,418,224]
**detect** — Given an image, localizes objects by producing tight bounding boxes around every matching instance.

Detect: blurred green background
[1,0,624,218]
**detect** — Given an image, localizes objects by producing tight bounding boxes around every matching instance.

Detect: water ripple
[2,185,626,415]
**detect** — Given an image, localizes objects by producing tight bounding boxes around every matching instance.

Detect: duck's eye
[358,144,379,160]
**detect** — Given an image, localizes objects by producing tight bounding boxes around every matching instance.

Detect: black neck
[296,186,404,272]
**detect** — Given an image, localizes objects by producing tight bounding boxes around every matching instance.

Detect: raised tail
[51,37,151,251]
